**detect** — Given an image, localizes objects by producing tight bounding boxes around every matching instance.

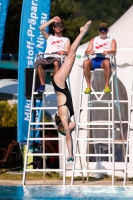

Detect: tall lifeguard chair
[23,53,67,185]
[71,53,126,186]
[124,80,133,186]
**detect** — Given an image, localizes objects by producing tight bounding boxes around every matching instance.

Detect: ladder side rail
[123,104,131,186]
[42,92,46,182]
[124,80,133,186]
[91,115,101,178]
[113,66,126,159]
[63,154,66,185]
[86,94,91,182]
[23,68,37,185]
[111,65,115,186]
[62,130,66,185]
[108,102,111,162]
[111,54,125,185]
[67,76,84,183]
[71,69,85,185]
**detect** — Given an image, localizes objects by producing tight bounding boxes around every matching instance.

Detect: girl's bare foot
[67,155,74,162]
[80,20,92,33]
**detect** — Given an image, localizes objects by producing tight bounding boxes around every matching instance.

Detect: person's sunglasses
[99,27,107,32]
[54,24,63,28]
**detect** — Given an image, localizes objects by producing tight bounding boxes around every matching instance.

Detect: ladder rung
[31,128,57,130]
[78,122,113,125]
[79,127,113,130]
[33,92,55,95]
[88,141,126,144]
[28,138,63,140]
[75,154,113,157]
[77,138,127,142]
[81,92,112,94]
[31,107,57,110]
[125,170,133,173]
[126,154,133,157]
[87,100,128,103]
[25,169,63,172]
[30,122,55,125]
[27,153,63,156]
[73,169,112,173]
[77,138,113,141]
[126,139,133,141]
[80,107,112,110]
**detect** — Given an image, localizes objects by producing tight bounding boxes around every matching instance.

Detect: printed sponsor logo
[95,42,109,49]
[76,55,82,58]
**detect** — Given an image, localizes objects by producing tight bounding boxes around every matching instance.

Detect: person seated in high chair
[83,22,117,94]
[52,20,92,162]
[0,139,18,165]
[34,16,70,93]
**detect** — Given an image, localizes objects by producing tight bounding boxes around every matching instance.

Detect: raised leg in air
[54,21,92,86]
[53,20,92,161]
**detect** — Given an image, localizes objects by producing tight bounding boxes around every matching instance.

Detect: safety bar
[84,53,116,69]
[34,52,66,66]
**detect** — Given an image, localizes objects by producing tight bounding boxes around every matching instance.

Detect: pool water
[0,186,133,200]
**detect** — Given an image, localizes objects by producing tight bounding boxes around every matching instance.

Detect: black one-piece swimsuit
[52,78,74,117]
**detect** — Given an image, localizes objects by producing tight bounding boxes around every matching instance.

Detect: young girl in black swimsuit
[52,19,92,161]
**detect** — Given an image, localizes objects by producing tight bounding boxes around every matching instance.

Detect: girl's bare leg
[54,20,91,88]
[52,61,60,77]
[37,64,45,85]
[54,21,92,161]
[58,107,73,159]
[68,119,76,133]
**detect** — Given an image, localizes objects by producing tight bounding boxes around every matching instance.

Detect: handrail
[34,52,66,66]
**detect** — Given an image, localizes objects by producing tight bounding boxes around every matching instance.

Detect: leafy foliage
[0,101,17,127]
[2,0,22,53]
[51,0,133,43]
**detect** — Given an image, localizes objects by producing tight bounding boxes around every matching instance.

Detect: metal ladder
[23,53,66,185]
[124,81,133,186]
[71,54,125,186]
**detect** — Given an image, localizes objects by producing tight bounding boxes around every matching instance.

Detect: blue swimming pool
[0,186,133,200]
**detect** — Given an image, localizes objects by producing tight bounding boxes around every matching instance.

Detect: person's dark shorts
[34,57,61,68]
[91,57,109,70]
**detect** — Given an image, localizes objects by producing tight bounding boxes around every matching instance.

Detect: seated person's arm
[85,38,95,55]
[103,39,117,56]
[57,39,71,55]
[39,21,51,39]
[12,139,18,145]
[39,16,61,39]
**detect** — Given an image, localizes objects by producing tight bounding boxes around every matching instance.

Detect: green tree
[50,0,133,44]
[2,0,133,52]
[2,0,22,53]
[0,101,17,127]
